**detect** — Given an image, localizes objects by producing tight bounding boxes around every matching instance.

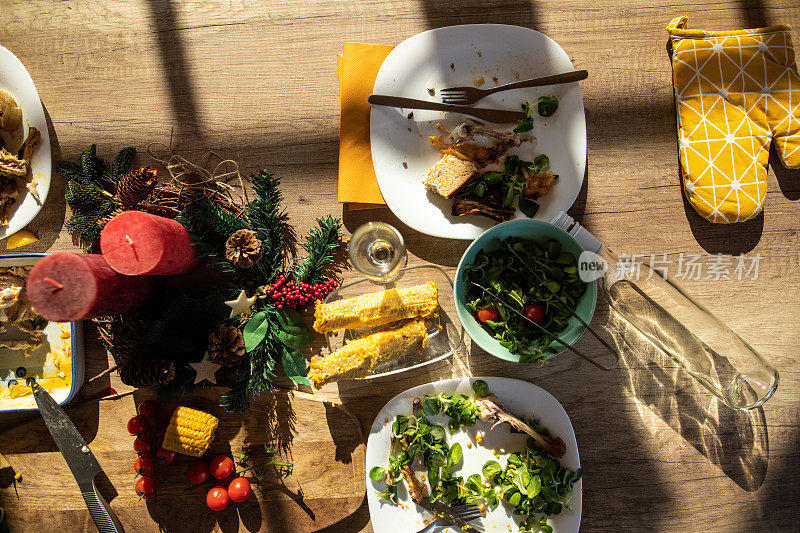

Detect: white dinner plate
[0,45,51,239]
[371,24,586,240]
[366,377,582,532]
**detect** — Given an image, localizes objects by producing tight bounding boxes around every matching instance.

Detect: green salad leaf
[458,154,554,219]
[513,101,535,133]
[462,237,588,363]
[369,382,581,530]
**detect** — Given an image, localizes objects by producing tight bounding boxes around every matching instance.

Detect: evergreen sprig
[291,215,343,283]
[57,144,135,250]
[179,168,343,412]
[245,169,290,285]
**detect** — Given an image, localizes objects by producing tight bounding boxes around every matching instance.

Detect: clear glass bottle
[551,212,779,410]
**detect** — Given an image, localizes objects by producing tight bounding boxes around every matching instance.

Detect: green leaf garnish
[513,102,534,133]
[537,95,559,117]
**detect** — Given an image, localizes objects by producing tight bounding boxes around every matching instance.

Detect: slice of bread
[421,155,479,198]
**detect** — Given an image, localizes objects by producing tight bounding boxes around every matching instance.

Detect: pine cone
[106,316,150,361]
[207,325,246,367]
[116,166,157,208]
[119,358,175,387]
[97,207,124,229]
[225,229,263,268]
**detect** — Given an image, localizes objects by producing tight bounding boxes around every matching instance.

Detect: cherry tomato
[156,447,178,465]
[134,456,155,477]
[187,460,210,485]
[127,415,147,436]
[137,399,159,419]
[133,438,153,457]
[141,426,165,443]
[206,486,229,511]
[227,477,251,503]
[135,476,157,499]
[208,455,234,480]
[523,303,545,325]
[476,305,500,323]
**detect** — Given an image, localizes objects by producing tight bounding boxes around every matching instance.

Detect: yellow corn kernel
[308,319,429,388]
[162,406,219,457]
[313,282,438,333]
[475,434,484,444]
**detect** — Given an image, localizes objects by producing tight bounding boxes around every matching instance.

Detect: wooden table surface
[2,1,799,531]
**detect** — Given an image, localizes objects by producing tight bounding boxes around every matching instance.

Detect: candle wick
[43,277,64,290]
[124,234,139,261]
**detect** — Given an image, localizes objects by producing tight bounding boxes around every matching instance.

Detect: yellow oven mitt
[667,17,800,223]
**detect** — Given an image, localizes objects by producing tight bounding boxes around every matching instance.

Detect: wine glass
[348,222,407,282]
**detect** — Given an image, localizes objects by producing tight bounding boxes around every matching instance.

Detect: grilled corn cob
[313,281,438,333]
[308,319,429,388]
[162,406,219,457]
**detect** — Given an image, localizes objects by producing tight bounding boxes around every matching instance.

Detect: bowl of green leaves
[455,219,597,363]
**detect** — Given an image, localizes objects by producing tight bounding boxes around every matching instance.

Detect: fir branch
[219,363,253,414]
[65,202,117,250]
[80,145,105,183]
[247,334,277,395]
[53,160,85,182]
[65,180,114,208]
[291,215,343,283]
[178,199,245,279]
[245,170,289,284]
[110,147,136,182]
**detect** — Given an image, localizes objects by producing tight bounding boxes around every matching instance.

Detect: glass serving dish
[322,264,465,379]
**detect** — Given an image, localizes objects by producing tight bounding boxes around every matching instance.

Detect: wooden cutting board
[0,387,366,532]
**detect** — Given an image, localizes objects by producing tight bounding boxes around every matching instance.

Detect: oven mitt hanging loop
[667,16,800,223]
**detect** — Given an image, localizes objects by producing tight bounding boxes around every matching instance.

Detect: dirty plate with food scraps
[370,24,586,240]
[0,254,84,413]
[0,45,51,239]
[366,377,582,532]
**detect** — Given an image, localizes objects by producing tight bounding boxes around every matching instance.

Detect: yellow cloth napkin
[338,42,394,209]
[667,17,800,223]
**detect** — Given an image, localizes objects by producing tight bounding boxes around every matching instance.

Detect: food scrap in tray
[308,281,439,388]
[369,380,580,530]
[0,266,71,410]
[0,90,42,224]
[422,106,558,223]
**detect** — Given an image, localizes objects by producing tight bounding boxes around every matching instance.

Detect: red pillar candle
[100,211,198,276]
[26,254,154,322]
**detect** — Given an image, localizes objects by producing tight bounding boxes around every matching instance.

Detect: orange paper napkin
[337,42,394,210]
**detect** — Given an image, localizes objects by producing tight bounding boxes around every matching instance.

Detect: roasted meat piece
[522,169,556,200]
[430,120,526,167]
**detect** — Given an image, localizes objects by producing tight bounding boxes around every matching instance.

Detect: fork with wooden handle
[440,69,589,105]
[368,94,526,124]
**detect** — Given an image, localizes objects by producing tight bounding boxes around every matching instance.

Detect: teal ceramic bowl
[454,219,597,363]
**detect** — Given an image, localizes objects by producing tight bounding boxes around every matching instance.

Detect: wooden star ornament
[225,290,257,318]
[189,352,221,384]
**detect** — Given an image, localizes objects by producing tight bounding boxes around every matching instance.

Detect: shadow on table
[342,207,469,267]
[420,0,540,29]
[771,145,800,201]
[22,103,67,253]
[604,307,768,492]
[681,190,764,255]
[144,0,203,140]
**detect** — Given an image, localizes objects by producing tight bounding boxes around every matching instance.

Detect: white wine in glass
[348,222,407,282]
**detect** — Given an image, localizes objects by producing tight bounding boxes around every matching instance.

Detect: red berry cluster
[266,275,339,310]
